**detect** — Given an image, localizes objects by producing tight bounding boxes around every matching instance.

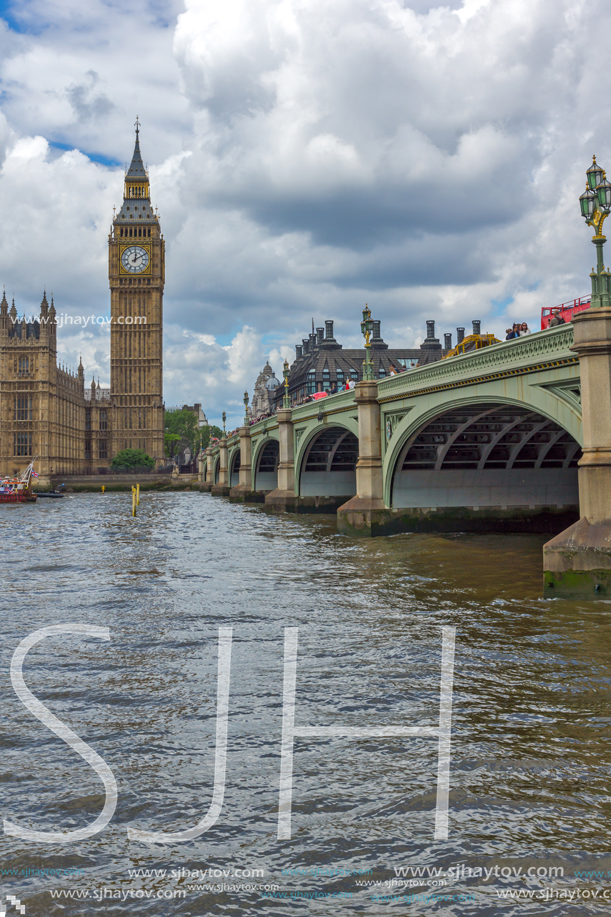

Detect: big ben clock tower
[109,119,164,464]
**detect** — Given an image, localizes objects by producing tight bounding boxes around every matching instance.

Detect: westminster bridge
[202,312,611,600]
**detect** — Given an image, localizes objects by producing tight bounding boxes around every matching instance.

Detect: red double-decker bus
[541,295,591,329]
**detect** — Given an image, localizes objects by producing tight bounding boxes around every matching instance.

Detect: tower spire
[126,119,146,180]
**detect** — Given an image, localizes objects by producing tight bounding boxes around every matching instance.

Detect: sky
[0,0,609,427]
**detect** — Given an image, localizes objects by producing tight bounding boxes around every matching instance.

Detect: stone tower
[109,120,164,464]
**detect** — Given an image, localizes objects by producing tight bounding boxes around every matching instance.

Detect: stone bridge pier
[336,380,389,536]
[211,437,231,496]
[543,307,611,598]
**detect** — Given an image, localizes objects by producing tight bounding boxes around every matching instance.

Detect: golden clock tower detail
[109,120,164,464]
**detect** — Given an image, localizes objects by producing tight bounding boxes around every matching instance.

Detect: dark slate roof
[115,199,156,223]
[9,319,40,340]
[283,347,438,393]
[126,133,147,181]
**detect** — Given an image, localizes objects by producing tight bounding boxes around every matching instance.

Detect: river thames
[1,491,610,915]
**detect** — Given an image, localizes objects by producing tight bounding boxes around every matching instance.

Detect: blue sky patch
[49,141,121,168]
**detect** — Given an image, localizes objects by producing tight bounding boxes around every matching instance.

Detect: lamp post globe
[580,185,597,221]
[580,155,611,308]
[597,175,611,213]
[587,155,604,191]
[360,303,375,381]
[283,358,290,408]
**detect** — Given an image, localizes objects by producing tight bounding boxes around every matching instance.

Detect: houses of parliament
[0,124,165,478]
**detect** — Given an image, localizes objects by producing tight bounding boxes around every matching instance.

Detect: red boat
[541,295,591,329]
[0,461,38,504]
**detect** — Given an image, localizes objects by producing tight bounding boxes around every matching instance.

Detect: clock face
[121,245,150,274]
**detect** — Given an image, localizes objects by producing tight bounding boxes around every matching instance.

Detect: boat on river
[0,461,38,504]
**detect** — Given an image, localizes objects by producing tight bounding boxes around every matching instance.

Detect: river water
[0,492,610,916]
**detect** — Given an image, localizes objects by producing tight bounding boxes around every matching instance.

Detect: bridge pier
[230,427,264,503]
[337,380,391,536]
[265,408,299,512]
[200,447,213,492]
[211,437,231,496]
[544,307,611,598]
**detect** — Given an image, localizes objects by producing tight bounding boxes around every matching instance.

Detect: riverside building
[278,319,446,406]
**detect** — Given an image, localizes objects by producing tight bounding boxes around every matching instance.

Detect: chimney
[444,333,452,350]
[372,320,381,340]
[420,319,441,355]
[472,320,481,336]
[457,327,465,344]
[316,327,324,345]
[295,344,303,359]
[320,319,341,349]
[303,337,309,354]
[310,332,317,350]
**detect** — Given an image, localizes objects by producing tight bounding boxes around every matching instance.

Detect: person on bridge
[520,322,531,335]
[505,325,519,340]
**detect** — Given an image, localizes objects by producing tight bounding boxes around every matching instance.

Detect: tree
[200,424,223,451]
[111,448,154,469]
[165,409,202,455]
[164,433,182,458]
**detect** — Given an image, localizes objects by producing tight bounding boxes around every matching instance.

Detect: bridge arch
[229,446,240,487]
[213,452,220,484]
[296,423,359,498]
[253,438,279,491]
[385,396,582,512]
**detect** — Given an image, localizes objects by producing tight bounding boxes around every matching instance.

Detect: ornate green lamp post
[580,155,611,308]
[283,358,290,408]
[243,391,249,424]
[360,303,375,380]
[222,411,226,436]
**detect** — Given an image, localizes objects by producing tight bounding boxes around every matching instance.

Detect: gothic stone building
[0,125,165,479]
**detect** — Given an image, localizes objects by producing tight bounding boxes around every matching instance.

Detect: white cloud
[0,0,609,426]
